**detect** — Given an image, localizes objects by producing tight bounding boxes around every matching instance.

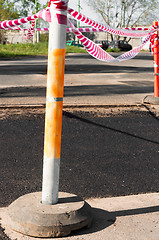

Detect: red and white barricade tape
[68,8,151,38]
[124,27,149,31]
[0,15,38,30]
[0,8,51,30]
[4,27,151,33]
[67,27,104,32]
[39,7,152,37]
[0,6,153,37]
[22,20,35,39]
[69,20,152,62]
[0,5,156,62]
[149,26,159,53]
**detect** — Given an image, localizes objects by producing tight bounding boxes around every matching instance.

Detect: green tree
[14,0,49,17]
[14,0,50,30]
[0,0,19,20]
[0,0,19,43]
[14,0,35,17]
[87,0,158,40]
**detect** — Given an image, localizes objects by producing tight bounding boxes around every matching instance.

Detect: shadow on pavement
[63,111,159,145]
[0,87,46,98]
[0,63,153,76]
[72,204,159,236]
[113,205,159,217]
[0,64,47,75]
[65,53,153,61]
[71,208,116,236]
[0,82,154,98]
[65,64,153,74]
[64,84,153,97]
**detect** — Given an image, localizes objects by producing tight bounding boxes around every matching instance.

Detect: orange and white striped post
[42,0,68,205]
[153,21,159,98]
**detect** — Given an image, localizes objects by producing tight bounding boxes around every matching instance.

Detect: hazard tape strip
[68,20,152,62]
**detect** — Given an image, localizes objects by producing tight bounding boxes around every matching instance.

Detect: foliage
[41,1,49,10]
[0,0,19,20]
[40,33,49,42]
[0,42,48,57]
[65,45,86,53]
[88,0,158,27]
[87,0,158,40]
[14,0,49,17]
[106,48,120,52]
[14,0,37,17]
[0,42,86,58]
[12,0,50,30]
[0,0,19,44]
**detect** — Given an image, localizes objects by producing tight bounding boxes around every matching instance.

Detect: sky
[40,0,101,23]
[68,0,101,22]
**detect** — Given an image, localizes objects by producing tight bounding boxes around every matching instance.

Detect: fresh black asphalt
[0,106,159,208]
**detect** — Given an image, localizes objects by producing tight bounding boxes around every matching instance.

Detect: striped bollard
[143,22,159,104]
[153,21,159,98]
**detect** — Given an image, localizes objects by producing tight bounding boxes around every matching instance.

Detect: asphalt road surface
[0,52,154,106]
[0,52,153,77]
[0,106,159,208]
[0,52,154,89]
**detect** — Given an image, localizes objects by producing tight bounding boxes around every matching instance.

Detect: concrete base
[143,95,159,105]
[7,192,92,238]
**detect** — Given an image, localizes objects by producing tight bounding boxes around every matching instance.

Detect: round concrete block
[7,192,92,238]
[143,95,159,105]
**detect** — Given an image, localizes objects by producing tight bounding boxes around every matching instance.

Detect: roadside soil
[0,105,154,119]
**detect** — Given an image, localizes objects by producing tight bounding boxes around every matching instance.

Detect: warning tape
[0,7,154,35]
[68,8,151,38]
[22,20,35,39]
[5,27,152,33]
[0,8,51,30]
[0,5,157,61]
[68,27,150,32]
[68,20,152,62]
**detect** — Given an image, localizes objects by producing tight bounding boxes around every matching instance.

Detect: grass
[65,45,86,53]
[0,42,48,57]
[106,48,120,52]
[0,42,86,58]
[0,42,134,58]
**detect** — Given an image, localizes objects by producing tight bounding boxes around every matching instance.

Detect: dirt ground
[0,104,157,120]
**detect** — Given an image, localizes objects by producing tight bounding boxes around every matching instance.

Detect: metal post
[76,0,80,43]
[153,21,159,97]
[78,0,80,29]
[42,0,68,205]
[37,31,39,43]
[34,0,38,43]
